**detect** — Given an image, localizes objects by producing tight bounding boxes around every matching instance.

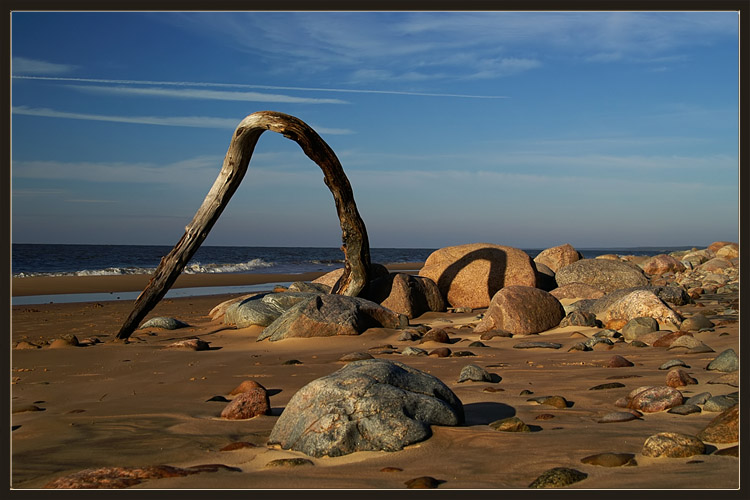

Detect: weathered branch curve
[115,111,371,340]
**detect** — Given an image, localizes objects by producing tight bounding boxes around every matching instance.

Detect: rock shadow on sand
[463,402,516,426]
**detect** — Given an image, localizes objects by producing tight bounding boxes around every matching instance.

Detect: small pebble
[283,359,302,365]
[450,350,476,357]
[667,404,702,415]
[489,416,530,432]
[265,458,314,468]
[401,346,428,357]
[528,467,587,488]
[428,347,452,358]
[380,467,403,472]
[535,414,555,420]
[528,396,569,409]
[404,476,442,488]
[588,382,626,391]
[598,411,642,423]
[483,387,505,393]
[607,355,634,367]
[659,359,690,370]
[468,341,487,348]
[457,364,492,383]
[513,341,562,349]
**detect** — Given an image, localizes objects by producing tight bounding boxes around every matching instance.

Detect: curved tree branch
[115,111,371,340]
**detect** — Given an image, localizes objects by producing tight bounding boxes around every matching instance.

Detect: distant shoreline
[11,262,422,297]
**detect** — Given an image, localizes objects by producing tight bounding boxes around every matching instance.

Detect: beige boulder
[419,243,537,309]
[533,243,582,273]
[474,285,565,335]
[601,290,682,327]
[642,254,686,275]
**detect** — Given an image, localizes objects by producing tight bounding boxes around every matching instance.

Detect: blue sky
[11,11,739,249]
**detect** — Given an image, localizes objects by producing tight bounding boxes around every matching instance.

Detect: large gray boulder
[555,259,648,293]
[268,359,464,457]
[258,294,407,342]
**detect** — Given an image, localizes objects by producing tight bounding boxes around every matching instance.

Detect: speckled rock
[580,452,637,467]
[401,346,428,357]
[457,364,492,383]
[602,290,682,327]
[641,432,705,458]
[706,349,739,372]
[229,380,266,396]
[555,259,648,293]
[703,396,736,412]
[550,283,606,301]
[559,310,599,327]
[264,458,314,468]
[267,359,464,457]
[528,467,587,488]
[529,395,569,409]
[627,386,683,413]
[697,405,738,443]
[165,339,210,351]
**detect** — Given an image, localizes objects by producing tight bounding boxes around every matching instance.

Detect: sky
[10,11,740,249]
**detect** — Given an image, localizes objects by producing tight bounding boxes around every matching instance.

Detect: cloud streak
[12,57,78,75]
[12,75,510,99]
[11,105,354,134]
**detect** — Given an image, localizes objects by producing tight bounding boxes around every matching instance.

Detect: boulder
[549,283,606,301]
[621,317,659,340]
[418,243,537,309]
[641,432,705,458]
[680,313,714,332]
[706,349,739,372]
[258,295,407,342]
[555,259,648,293]
[697,258,733,273]
[642,254,686,275]
[697,405,738,443]
[365,273,445,319]
[474,286,565,336]
[600,290,682,327]
[267,359,464,457]
[715,243,738,260]
[533,243,583,273]
[707,241,735,254]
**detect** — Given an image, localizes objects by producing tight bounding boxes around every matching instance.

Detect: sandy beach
[11,265,740,490]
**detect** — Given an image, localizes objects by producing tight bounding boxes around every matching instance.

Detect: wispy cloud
[11,105,354,134]
[12,75,509,99]
[68,84,349,104]
[12,57,78,75]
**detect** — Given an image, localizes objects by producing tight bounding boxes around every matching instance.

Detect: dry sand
[11,272,740,490]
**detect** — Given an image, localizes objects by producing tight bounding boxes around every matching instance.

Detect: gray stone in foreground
[268,359,464,458]
[457,364,492,383]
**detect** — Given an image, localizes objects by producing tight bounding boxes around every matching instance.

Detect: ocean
[12,243,699,278]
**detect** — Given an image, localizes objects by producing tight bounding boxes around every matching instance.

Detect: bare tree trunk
[115,111,371,341]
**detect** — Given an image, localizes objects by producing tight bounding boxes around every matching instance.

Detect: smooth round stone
[659,359,689,370]
[703,395,736,412]
[685,392,712,406]
[686,344,715,354]
[568,342,592,352]
[607,355,634,367]
[489,416,530,432]
[401,346,428,357]
[528,396,569,409]
[580,452,637,467]
[421,328,451,344]
[457,364,492,383]
[428,347,452,358]
[641,432,705,458]
[667,335,705,349]
[589,382,626,391]
[622,317,659,340]
[680,313,715,332]
[629,340,649,348]
[598,411,642,423]
[528,467,587,488]
[513,341,562,349]
[468,341,488,348]
[667,404,702,415]
[665,368,698,388]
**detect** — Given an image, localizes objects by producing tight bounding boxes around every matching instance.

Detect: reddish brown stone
[642,254,686,275]
[607,355,634,368]
[220,387,271,419]
[534,243,582,273]
[652,331,693,348]
[428,347,452,357]
[474,286,565,336]
[421,328,451,344]
[628,386,683,413]
[229,380,266,396]
[665,368,698,388]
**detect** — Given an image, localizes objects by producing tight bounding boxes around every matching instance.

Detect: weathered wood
[115,111,371,340]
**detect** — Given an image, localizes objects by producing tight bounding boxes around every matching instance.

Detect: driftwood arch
[116,111,371,340]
